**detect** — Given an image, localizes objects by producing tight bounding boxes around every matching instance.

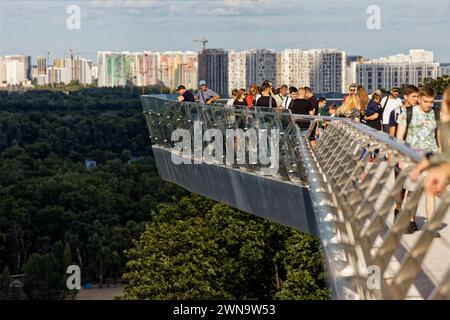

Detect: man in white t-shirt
[381,87,402,135]
[274,84,288,108]
[282,86,298,109]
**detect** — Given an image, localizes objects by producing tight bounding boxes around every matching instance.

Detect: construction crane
[193,37,208,52]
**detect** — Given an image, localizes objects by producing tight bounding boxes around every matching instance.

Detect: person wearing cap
[380,87,402,134]
[176,85,195,102]
[197,80,220,104]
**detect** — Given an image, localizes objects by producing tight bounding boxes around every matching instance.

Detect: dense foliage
[423,75,450,95]
[122,195,329,300]
[0,87,187,299]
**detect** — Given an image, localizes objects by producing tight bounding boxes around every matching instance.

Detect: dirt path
[76,284,124,300]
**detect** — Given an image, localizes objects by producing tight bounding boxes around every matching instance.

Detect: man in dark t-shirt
[177,85,195,102]
[289,88,314,130]
[256,82,278,108]
[305,87,318,115]
[256,95,278,108]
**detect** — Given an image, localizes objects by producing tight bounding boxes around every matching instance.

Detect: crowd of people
[176,79,450,236]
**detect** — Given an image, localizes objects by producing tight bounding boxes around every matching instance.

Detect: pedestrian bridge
[141,95,450,300]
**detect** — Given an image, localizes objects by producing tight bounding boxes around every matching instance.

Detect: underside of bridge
[153,145,318,235]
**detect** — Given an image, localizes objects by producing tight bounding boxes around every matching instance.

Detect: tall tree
[0,266,10,299]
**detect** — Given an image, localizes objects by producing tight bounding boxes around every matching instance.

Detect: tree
[423,76,450,95]
[63,242,72,270]
[275,233,330,300]
[0,266,10,299]
[122,195,329,300]
[23,253,65,300]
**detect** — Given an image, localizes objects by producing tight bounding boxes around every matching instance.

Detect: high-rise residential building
[198,48,228,96]
[159,51,198,90]
[47,67,71,85]
[31,67,39,80]
[347,55,364,65]
[37,74,47,86]
[246,49,277,88]
[439,63,450,76]
[97,51,198,90]
[140,52,159,87]
[123,52,141,87]
[0,57,6,84]
[345,55,364,92]
[179,52,198,90]
[276,49,310,88]
[6,60,26,85]
[52,57,73,83]
[356,49,439,92]
[37,56,47,75]
[306,49,346,93]
[345,63,358,92]
[97,51,127,87]
[228,50,247,94]
[159,52,177,89]
[53,58,71,69]
[73,57,93,85]
[2,55,31,84]
[91,65,99,81]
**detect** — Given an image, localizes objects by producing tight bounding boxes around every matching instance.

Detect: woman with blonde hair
[357,85,369,117]
[336,92,361,121]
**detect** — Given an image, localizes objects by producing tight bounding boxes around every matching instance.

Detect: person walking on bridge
[381,87,403,136]
[364,93,382,130]
[410,85,450,200]
[397,86,440,235]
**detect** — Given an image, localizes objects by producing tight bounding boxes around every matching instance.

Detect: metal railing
[141,95,450,300]
[141,96,307,184]
[300,116,450,299]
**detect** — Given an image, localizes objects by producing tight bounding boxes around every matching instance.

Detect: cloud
[1,0,449,62]
[88,0,282,17]
[89,0,158,8]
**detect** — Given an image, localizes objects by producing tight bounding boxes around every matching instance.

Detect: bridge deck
[378,167,450,299]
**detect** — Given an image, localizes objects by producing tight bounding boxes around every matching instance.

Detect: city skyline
[2,48,445,95]
[0,0,449,62]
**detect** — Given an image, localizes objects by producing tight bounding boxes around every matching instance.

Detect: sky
[0,0,449,64]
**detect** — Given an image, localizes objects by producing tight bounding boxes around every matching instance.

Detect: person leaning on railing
[410,85,450,196]
[196,80,220,104]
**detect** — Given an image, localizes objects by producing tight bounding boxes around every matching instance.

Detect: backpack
[405,106,440,145]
